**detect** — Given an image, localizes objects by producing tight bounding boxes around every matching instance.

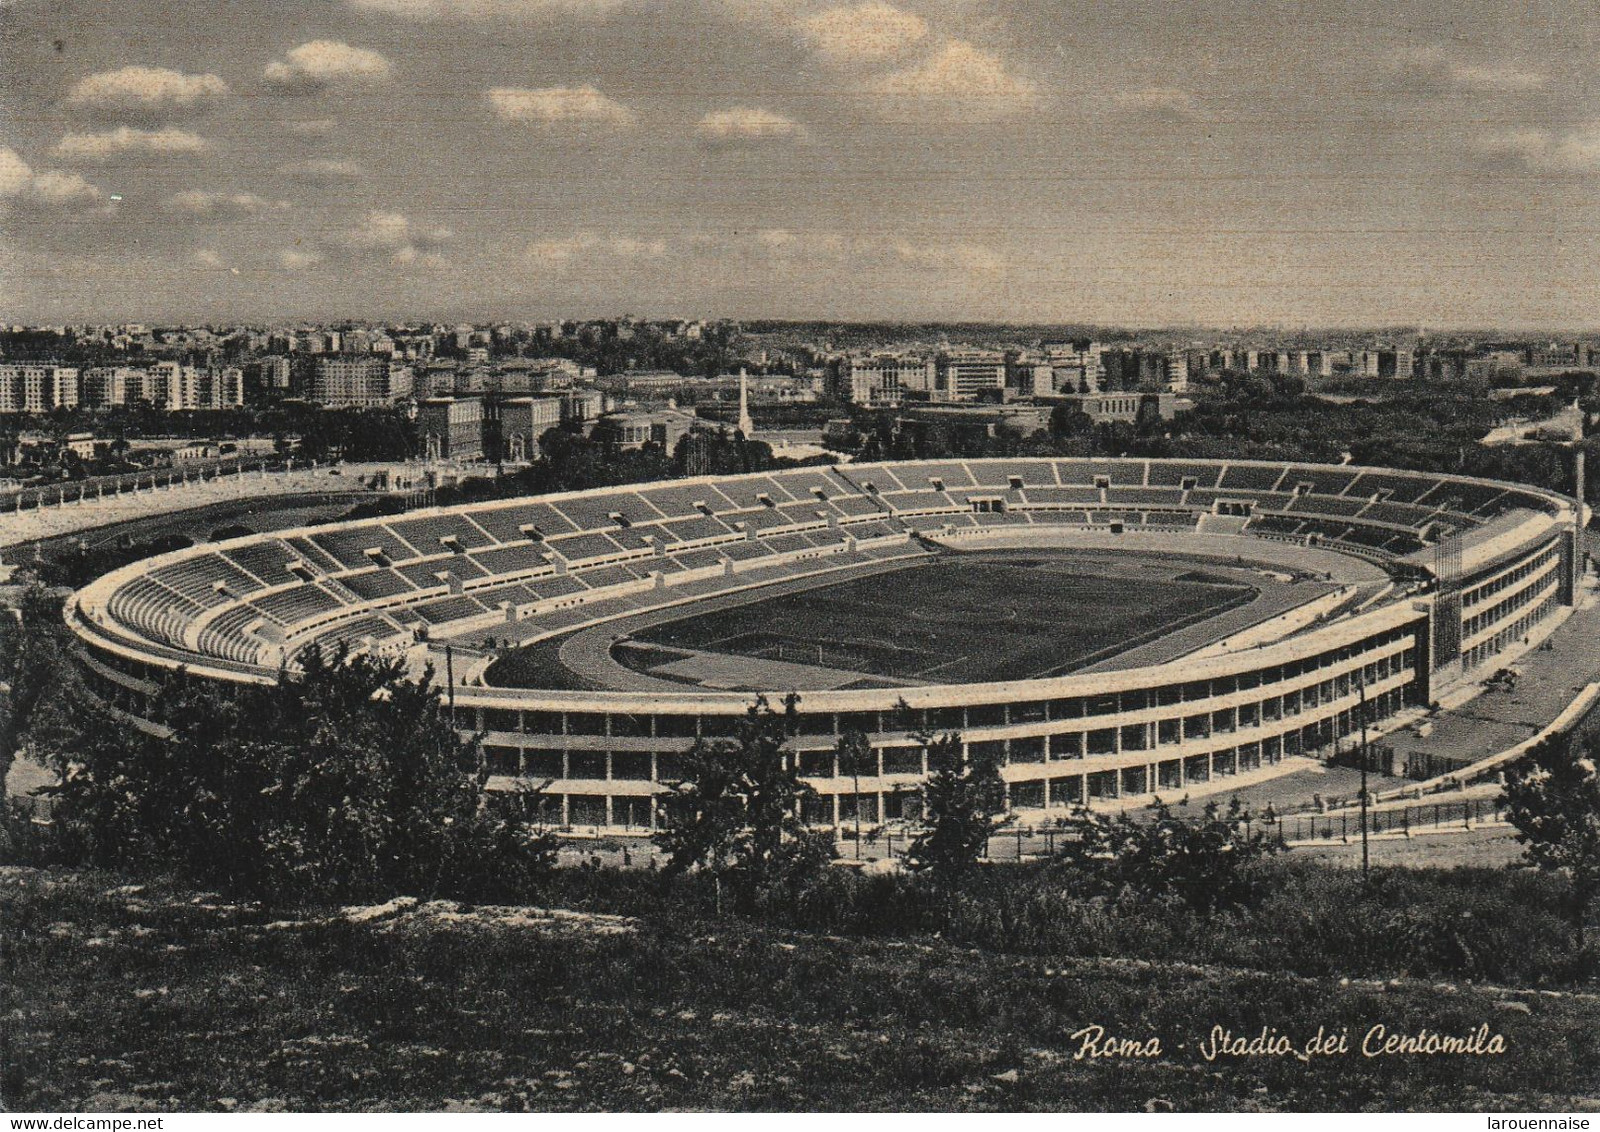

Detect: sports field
[624,553,1255,685]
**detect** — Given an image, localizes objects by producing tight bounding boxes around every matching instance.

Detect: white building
[311,357,415,407]
[934,349,1006,401]
[1042,341,1105,394]
[830,354,933,407]
[0,364,82,413]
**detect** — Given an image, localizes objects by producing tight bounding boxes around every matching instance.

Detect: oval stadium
[68,457,1585,833]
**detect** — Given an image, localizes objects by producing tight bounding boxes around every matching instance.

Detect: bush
[36,644,556,906]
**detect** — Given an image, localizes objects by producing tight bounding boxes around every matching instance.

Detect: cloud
[1476,123,1600,172]
[868,39,1039,121]
[321,210,453,264]
[263,41,394,94]
[0,148,32,198]
[50,126,211,162]
[280,158,366,182]
[797,2,929,66]
[487,85,636,126]
[20,171,108,210]
[63,65,229,122]
[694,106,808,148]
[1400,46,1547,92]
[741,227,1002,278]
[163,190,292,218]
[1112,87,1202,120]
[527,230,667,270]
[525,225,1002,286]
[278,246,324,270]
[281,117,338,137]
[0,147,112,214]
[886,237,1003,278]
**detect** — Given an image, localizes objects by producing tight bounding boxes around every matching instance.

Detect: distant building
[900,402,1054,438]
[1053,391,1178,424]
[1004,351,1054,397]
[1361,349,1415,379]
[311,356,414,407]
[496,396,564,462]
[1099,348,1187,392]
[590,408,700,450]
[590,370,694,396]
[934,349,1007,401]
[828,354,932,407]
[246,356,292,392]
[0,364,81,413]
[1042,340,1105,394]
[417,396,485,461]
[82,366,136,408]
[1467,351,1524,383]
[560,388,604,423]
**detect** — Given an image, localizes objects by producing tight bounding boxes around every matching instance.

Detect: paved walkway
[1382,581,1600,775]
[0,462,420,552]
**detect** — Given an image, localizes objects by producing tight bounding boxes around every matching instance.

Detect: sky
[0,0,1597,328]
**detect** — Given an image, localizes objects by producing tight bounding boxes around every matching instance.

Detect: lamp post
[1358,678,1371,880]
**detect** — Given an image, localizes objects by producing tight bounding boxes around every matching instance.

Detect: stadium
[67,457,1585,833]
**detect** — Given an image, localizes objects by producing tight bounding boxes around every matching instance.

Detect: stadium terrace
[69,457,1583,832]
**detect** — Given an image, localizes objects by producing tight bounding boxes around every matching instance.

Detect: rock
[1494,1000,1533,1014]
[1146,1099,1174,1113]
[992,1069,1019,1084]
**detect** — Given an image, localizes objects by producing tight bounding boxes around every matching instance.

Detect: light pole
[1358,677,1371,880]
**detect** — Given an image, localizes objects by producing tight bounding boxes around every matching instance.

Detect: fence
[1,456,288,512]
[1278,796,1506,844]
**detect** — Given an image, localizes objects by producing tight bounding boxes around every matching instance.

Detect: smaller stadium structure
[70,458,1585,832]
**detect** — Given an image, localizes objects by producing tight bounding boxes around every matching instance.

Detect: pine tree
[654,695,830,912]
[903,730,1005,891]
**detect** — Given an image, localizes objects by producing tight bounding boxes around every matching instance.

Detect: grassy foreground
[5,864,1600,1112]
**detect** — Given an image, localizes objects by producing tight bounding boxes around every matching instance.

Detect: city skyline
[2,0,1598,329]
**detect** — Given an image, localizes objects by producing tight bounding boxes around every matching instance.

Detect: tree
[903,730,1005,890]
[653,695,831,911]
[836,728,874,860]
[0,585,74,802]
[1503,728,1600,947]
[1056,798,1280,913]
[39,644,555,903]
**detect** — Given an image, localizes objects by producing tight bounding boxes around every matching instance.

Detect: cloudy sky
[1,0,1596,328]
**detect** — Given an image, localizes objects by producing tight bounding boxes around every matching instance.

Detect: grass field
[8,863,1600,1112]
[627,553,1254,684]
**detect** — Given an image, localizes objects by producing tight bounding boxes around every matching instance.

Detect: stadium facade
[68,458,1584,831]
